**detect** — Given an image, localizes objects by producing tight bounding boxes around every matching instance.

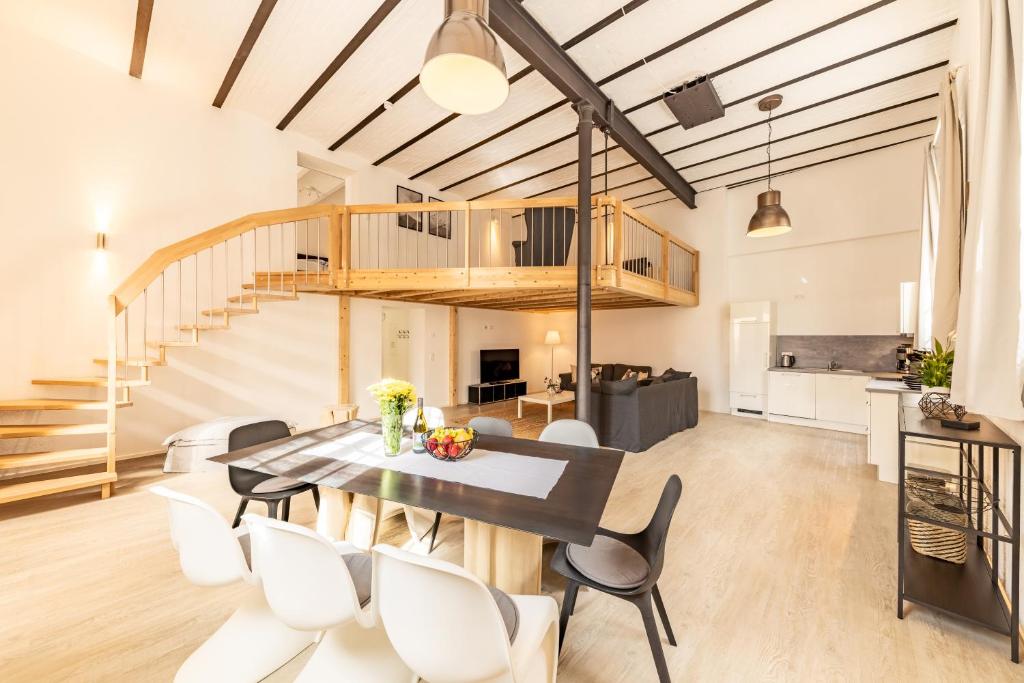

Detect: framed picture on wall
[397,185,423,232]
[428,197,451,239]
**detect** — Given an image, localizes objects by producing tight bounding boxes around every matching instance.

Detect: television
[480,349,520,384]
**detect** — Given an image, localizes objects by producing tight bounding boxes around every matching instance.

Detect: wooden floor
[1,407,1020,681]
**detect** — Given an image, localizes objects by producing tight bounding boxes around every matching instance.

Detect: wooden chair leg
[652,584,676,646]
[231,498,249,529]
[312,486,321,510]
[266,500,279,520]
[636,593,671,683]
[559,580,579,651]
[282,496,291,522]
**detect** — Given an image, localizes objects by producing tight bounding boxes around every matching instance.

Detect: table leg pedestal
[316,487,351,541]
[463,519,542,595]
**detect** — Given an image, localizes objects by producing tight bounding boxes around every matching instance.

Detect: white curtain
[915,133,940,346]
[916,70,967,350]
[951,0,1024,420]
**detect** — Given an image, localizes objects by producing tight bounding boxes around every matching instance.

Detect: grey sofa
[558,364,699,452]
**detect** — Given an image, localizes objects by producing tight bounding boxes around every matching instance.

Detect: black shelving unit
[898,406,1021,662]
[468,379,527,405]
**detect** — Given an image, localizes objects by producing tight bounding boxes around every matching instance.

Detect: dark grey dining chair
[550,474,682,683]
[468,416,513,437]
[227,420,319,528]
[413,416,516,554]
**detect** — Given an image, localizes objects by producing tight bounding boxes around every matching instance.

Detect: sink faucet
[828,360,840,371]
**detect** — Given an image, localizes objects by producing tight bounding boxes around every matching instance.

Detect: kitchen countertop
[769,367,905,380]
[865,378,920,394]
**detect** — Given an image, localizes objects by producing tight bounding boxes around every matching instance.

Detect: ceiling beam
[213,0,279,108]
[487,0,696,208]
[277,0,402,131]
[364,0,654,162]
[476,55,948,199]
[403,0,897,185]
[129,0,155,79]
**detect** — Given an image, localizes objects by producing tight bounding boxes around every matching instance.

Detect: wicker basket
[906,483,967,565]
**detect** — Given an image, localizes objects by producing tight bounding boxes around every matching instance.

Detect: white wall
[0,22,458,455]
[584,138,926,414]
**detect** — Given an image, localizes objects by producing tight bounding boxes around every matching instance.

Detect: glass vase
[381,410,403,456]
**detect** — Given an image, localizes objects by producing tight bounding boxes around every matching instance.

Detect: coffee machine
[896,344,913,372]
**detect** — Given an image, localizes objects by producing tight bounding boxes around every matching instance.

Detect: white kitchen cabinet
[768,372,815,419]
[814,374,870,426]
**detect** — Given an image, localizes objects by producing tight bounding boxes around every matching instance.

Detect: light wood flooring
[0,405,1021,681]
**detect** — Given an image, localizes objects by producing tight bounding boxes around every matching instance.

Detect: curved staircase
[0,196,699,506]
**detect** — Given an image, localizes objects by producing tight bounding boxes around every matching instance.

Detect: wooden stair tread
[0,471,116,504]
[31,377,150,388]
[228,293,299,303]
[148,340,198,348]
[200,307,258,316]
[0,399,131,411]
[0,423,108,438]
[0,447,108,471]
[177,324,230,331]
[93,358,165,367]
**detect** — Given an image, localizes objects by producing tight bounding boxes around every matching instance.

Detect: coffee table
[518,390,575,423]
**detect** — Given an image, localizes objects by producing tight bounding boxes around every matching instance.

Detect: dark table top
[900,406,1020,452]
[211,419,625,546]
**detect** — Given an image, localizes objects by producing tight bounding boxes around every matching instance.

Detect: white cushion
[566,535,649,589]
[251,475,307,494]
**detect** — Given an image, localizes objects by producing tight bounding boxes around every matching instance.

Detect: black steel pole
[575,101,594,422]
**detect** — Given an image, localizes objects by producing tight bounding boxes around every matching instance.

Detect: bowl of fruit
[422,426,476,462]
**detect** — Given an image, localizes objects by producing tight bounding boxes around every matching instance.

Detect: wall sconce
[96,232,107,250]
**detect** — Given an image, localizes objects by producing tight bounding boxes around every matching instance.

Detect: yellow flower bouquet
[368,379,417,456]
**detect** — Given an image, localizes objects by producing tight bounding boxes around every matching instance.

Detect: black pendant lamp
[747,94,792,238]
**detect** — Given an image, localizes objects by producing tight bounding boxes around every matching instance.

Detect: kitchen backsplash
[776,335,910,372]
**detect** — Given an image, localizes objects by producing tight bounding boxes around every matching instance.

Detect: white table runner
[295,430,568,499]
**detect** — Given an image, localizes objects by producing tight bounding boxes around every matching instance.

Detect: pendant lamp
[420,0,509,115]
[747,94,792,238]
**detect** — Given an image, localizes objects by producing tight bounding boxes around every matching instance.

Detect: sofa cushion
[601,377,638,395]
[612,364,653,381]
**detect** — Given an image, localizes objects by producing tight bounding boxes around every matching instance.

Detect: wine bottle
[412,398,428,453]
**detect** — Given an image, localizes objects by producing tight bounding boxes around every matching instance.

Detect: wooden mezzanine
[245,195,700,312]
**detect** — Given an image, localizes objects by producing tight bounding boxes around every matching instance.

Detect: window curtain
[950,0,1023,420]
[915,131,940,347]
[916,70,967,351]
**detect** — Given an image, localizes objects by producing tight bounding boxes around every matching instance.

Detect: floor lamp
[544,330,561,384]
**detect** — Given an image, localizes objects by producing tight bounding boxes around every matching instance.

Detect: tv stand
[469,379,527,405]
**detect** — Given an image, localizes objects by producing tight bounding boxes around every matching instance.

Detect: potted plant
[368,379,417,456]
[917,338,954,394]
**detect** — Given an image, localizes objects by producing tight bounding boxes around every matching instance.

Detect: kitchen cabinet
[768,372,815,419]
[814,374,869,426]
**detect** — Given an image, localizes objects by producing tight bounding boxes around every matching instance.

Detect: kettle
[780,352,796,368]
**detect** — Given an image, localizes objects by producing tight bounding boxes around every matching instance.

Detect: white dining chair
[469,415,514,437]
[151,486,314,683]
[402,404,448,551]
[243,515,414,683]
[372,544,559,683]
[539,419,599,448]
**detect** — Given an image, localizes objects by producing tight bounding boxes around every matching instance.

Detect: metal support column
[575,101,594,422]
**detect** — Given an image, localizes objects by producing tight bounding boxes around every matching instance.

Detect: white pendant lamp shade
[421,0,509,115]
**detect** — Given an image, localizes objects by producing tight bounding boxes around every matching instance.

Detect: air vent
[662,75,725,129]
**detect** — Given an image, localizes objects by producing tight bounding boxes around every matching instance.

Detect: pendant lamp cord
[766,108,774,191]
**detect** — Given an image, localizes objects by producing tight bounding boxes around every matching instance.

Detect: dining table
[211,418,624,595]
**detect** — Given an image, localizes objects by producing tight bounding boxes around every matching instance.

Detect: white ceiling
[4,0,959,210]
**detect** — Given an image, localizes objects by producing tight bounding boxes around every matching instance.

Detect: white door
[381,309,412,382]
[730,322,770,394]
